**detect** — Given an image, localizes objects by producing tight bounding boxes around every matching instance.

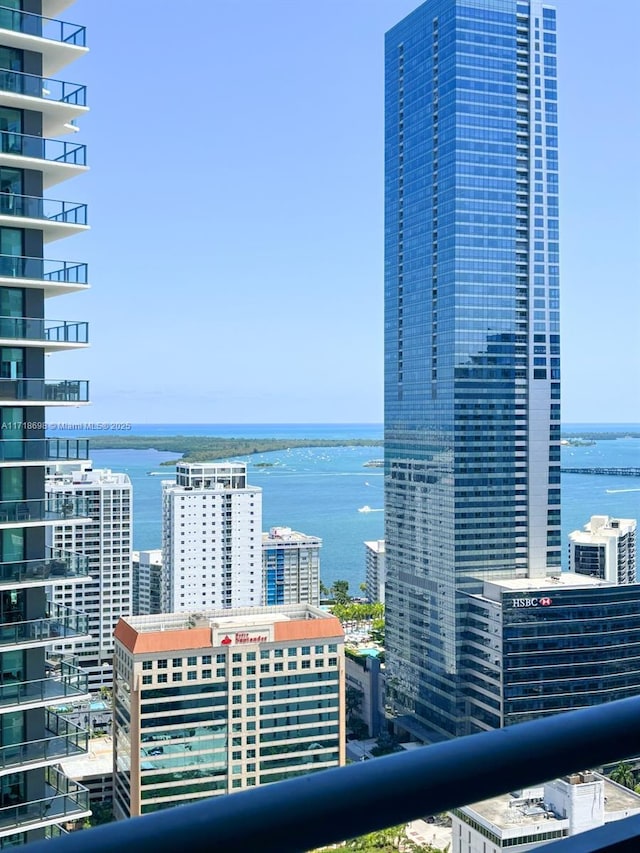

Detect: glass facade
[384,0,559,739]
[463,583,640,732]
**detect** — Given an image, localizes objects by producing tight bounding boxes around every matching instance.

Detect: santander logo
[221,635,232,645]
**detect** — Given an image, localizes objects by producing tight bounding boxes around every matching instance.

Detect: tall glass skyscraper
[384,0,560,740]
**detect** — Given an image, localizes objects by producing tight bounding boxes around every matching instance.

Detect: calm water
[78,423,640,592]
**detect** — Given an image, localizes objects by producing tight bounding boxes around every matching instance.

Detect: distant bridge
[561,467,640,477]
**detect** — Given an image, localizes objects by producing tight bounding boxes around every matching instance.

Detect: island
[87,435,384,465]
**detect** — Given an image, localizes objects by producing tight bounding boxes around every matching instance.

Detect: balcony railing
[0,438,90,463]
[0,767,89,833]
[0,658,88,709]
[25,696,640,853]
[0,549,90,586]
[0,5,86,46]
[0,254,87,285]
[0,130,86,165]
[0,67,86,106]
[0,495,89,524]
[0,709,87,772]
[0,316,88,344]
[0,600,88,648]
[0,192,87,225]
[0,379,89,403]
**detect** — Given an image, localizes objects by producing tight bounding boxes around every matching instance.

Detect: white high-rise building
[262,526,321,606]
[161,462,262,612]
[364,539,386,604]
[132,549,162,615]
[569,515,637,584]
[46,465,133,689]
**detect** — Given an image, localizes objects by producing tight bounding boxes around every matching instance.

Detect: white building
[569,515,637,584]
[451,772,640,852]
[132,549,162,615]
[262,526,321,606]
[161,462,262,612]
[365,539,386,604]
[112,604,345,818]
[46,465,133,689]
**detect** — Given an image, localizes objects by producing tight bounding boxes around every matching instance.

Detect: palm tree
[610,761,636,790]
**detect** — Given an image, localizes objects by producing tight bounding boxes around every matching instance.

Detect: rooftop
[59,736,113,781]
[115,604,343,654]
[263,527,322,545]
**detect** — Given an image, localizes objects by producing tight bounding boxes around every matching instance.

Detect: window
[157,674,167,683]
[172,658,182,668]
[142,675,152,684]
[142,661,152,671]
[216,668,225,677]
[187,656,197,666]
[172,673,182,682]
[233,653,242,663]
[187,671,197,681]
[157,660,167,669]
[216,654,226,664]
[202,655,212,665]
[260,650,269,660]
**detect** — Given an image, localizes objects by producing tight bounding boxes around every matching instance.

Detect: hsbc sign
[511,597,553,608]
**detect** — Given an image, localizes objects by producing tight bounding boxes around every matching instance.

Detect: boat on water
[363,460,384,467]
[358,506,372,513]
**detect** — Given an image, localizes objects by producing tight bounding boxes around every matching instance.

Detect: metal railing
[0,438,90,463]
[0,67,86,105]
[0,317,88,343]
[0,5,85,46]
[0,549,90,586]
[0,658,88,709]
[0,495,89,524]
[0,767,89,832]
[0,254,87,284]
[22,695,640,853]
[0,379,89,403]
[0,192,87,225]
[0,709,87,771]
[0,600,88,648]
[0,130,86,165]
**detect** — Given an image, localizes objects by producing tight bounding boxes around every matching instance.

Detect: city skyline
[54,0,638,424]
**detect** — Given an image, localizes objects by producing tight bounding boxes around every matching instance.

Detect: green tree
[346,685,364,717]
[371,617,385,645]
[610,761,636,790]
[331,579,351,605]
[319,579,330,598]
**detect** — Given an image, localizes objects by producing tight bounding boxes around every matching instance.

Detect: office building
[569,515,636,584]
[364,539,385,604]
[132,548,162,615]
[0,1,92,841]
[161,462,262,613]
[451,772,640,852]
[462,573,640,732]
[384,0,561,740]
[262,526,321,606]
[112,604,345,818]
[46,466,132,690]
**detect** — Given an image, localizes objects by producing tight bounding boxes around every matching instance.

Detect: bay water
[79,423,640,592]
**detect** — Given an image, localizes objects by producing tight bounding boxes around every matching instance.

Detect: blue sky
[55,0,639,424]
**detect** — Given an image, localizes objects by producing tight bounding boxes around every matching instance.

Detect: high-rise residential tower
[262,526,321,606]
[0,1,92,841]
[384,0,560,740]
[46,465,133,689]
[161,462,262,613]
[569,515,637,585]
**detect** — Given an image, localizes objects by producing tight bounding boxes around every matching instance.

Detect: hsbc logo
[512,597,553,608]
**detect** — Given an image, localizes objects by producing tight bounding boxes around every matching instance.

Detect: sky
[53,0,639,424]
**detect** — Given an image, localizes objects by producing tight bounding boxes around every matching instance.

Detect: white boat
[358,505,372,513]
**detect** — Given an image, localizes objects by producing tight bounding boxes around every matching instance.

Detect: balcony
[0,379,89,406]
[0,68,87,137]
[0,549,90,588]
[0,710,87,776]
[0,131,87,187]
[0,601,89,651]
[0,767,90,838]
[0,316,88,351]
[0,658,88,712]
[0,438,90,466]
[0,495,90,528]
[0,6,87,76]
[27,696,640,853]
[0,254,88,296]
[0,192,88,242]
